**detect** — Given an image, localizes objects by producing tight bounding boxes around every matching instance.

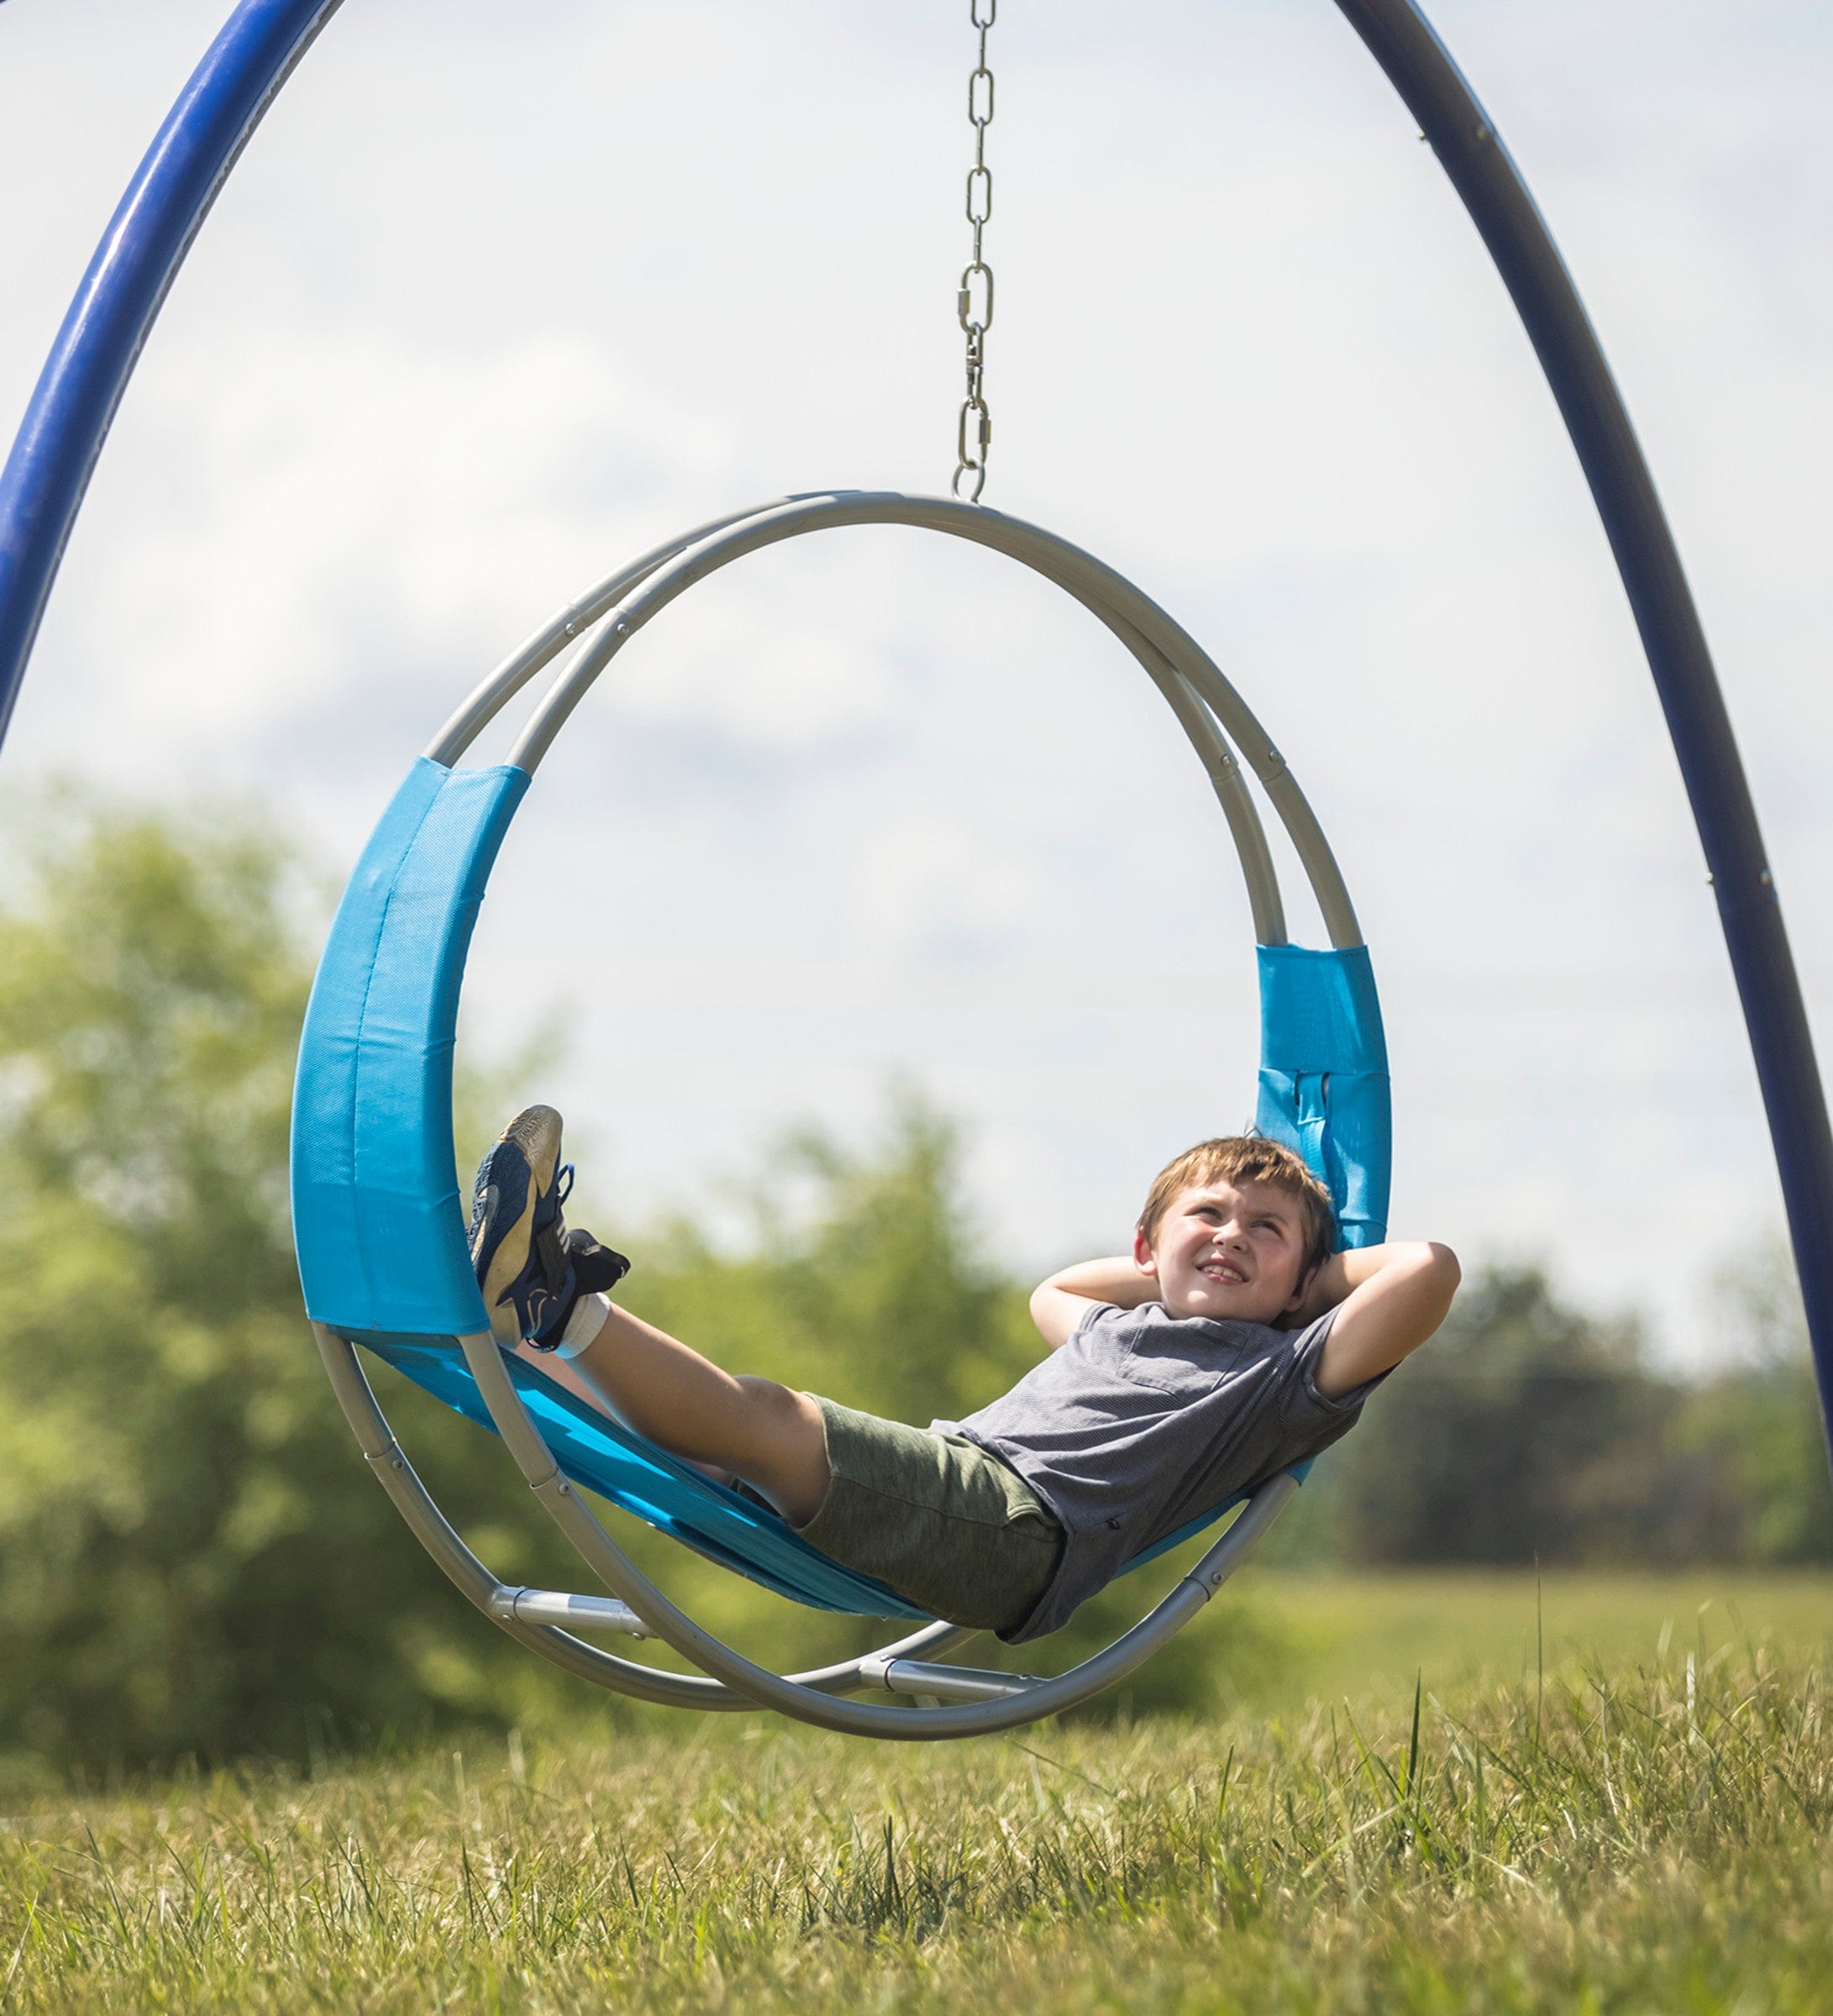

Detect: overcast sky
[3,0,1830,1365]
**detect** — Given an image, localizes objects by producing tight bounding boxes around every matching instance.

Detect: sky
[2,0,1830,1367]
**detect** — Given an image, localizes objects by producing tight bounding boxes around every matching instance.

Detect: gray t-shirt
[931,1300,1378,1643]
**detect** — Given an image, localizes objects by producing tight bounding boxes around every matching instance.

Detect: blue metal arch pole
[0,0,344,748]
[1331,0,1833,1448]
[2,0,1830,1446]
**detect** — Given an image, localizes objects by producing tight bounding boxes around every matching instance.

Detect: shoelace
[528,1163,578,1297]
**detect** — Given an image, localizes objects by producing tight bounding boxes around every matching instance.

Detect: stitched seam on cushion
[346,778,445,1325]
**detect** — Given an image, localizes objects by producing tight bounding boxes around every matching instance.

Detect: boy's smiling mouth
[1200,1258,1248,1284]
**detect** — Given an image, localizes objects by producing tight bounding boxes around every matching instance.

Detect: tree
[1665,1243,1833,1565]
[1326,1263,1673,1565]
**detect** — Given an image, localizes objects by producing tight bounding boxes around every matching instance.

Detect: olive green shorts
[795,1397,1064,1633]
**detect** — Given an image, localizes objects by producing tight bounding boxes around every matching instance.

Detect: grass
[1243,1566,1833,1710]
[3,1571,1830,2013]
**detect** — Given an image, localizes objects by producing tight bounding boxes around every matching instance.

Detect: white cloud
[34,328,727,759]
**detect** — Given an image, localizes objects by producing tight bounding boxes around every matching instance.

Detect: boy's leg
[559,1302,830,1526]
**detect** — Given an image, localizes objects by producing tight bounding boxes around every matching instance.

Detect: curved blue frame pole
[1333,0,1833,1452]
[0,0,344,748]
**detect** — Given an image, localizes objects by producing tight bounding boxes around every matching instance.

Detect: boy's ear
[1132,1225,1158,1276]
[1283,1261,1320,1315]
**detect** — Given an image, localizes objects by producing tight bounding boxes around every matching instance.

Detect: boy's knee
[732,1377,828,1522]
[734,1372,794,1414]
[735,1375,823,1446]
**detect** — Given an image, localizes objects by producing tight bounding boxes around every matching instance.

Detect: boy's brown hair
[1138,1137,1337,1282]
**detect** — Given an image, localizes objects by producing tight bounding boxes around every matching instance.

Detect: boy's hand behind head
[1134,1177,1315,1326]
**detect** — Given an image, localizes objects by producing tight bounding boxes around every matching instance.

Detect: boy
[468,1107,1458,1645]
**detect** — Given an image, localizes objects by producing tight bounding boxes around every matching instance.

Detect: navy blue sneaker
[468,1105,630,1347]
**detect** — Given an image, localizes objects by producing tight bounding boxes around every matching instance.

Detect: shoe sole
[471,1105,563,1346]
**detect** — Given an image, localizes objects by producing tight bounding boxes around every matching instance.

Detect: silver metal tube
[311,1326,748,1708]
[506,494,1291,939]
[489,1588,652,1635]
[459,1328,1296,1739]
[1172,667,1363,948]
[938,511,1286,942]
[792,1619,982,1689]
[922,507,1358,948]
[1129,638,1286,945]
[1014,528,1361,948]
[859,1656,1037,1703]
[423,501,787,767]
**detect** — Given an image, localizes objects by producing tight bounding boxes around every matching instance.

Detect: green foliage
[1663,1245,1833,1564]
[621,1101,1037,1433]
[1322,1263,1672,1565]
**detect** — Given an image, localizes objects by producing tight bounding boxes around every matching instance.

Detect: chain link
[952,0,996,502]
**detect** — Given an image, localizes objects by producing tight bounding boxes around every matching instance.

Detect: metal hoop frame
[306,488,1353,1734]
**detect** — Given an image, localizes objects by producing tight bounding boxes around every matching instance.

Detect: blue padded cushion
[1254,942,1391,1250]
[291,759,528,1335]
[291,754,1394,1614]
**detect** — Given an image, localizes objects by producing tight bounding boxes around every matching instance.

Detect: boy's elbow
[1028,1282,1064,1340]
[1029,1282,1083,1352]
[1424,1242,1460,1288]
[1415,1242,1460,1329]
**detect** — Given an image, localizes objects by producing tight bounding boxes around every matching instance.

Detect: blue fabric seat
[292,759,1391,1620]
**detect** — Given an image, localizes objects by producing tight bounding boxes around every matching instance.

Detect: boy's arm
[1289,1241,1461,1398]
[1029,1256,1158,1351]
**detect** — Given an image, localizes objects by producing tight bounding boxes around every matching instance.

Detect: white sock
[555,1292,611,1360]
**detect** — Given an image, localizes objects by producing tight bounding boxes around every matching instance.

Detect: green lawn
[3,1571,1830,2013]
[1243,1566,1833,1709]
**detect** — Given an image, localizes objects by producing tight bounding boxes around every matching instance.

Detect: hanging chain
[952,0,996,502]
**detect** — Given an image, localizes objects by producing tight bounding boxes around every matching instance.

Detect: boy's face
[1133,1179,1312,1326]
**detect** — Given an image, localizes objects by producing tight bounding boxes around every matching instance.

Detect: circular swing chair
[291,489,1391,1737]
